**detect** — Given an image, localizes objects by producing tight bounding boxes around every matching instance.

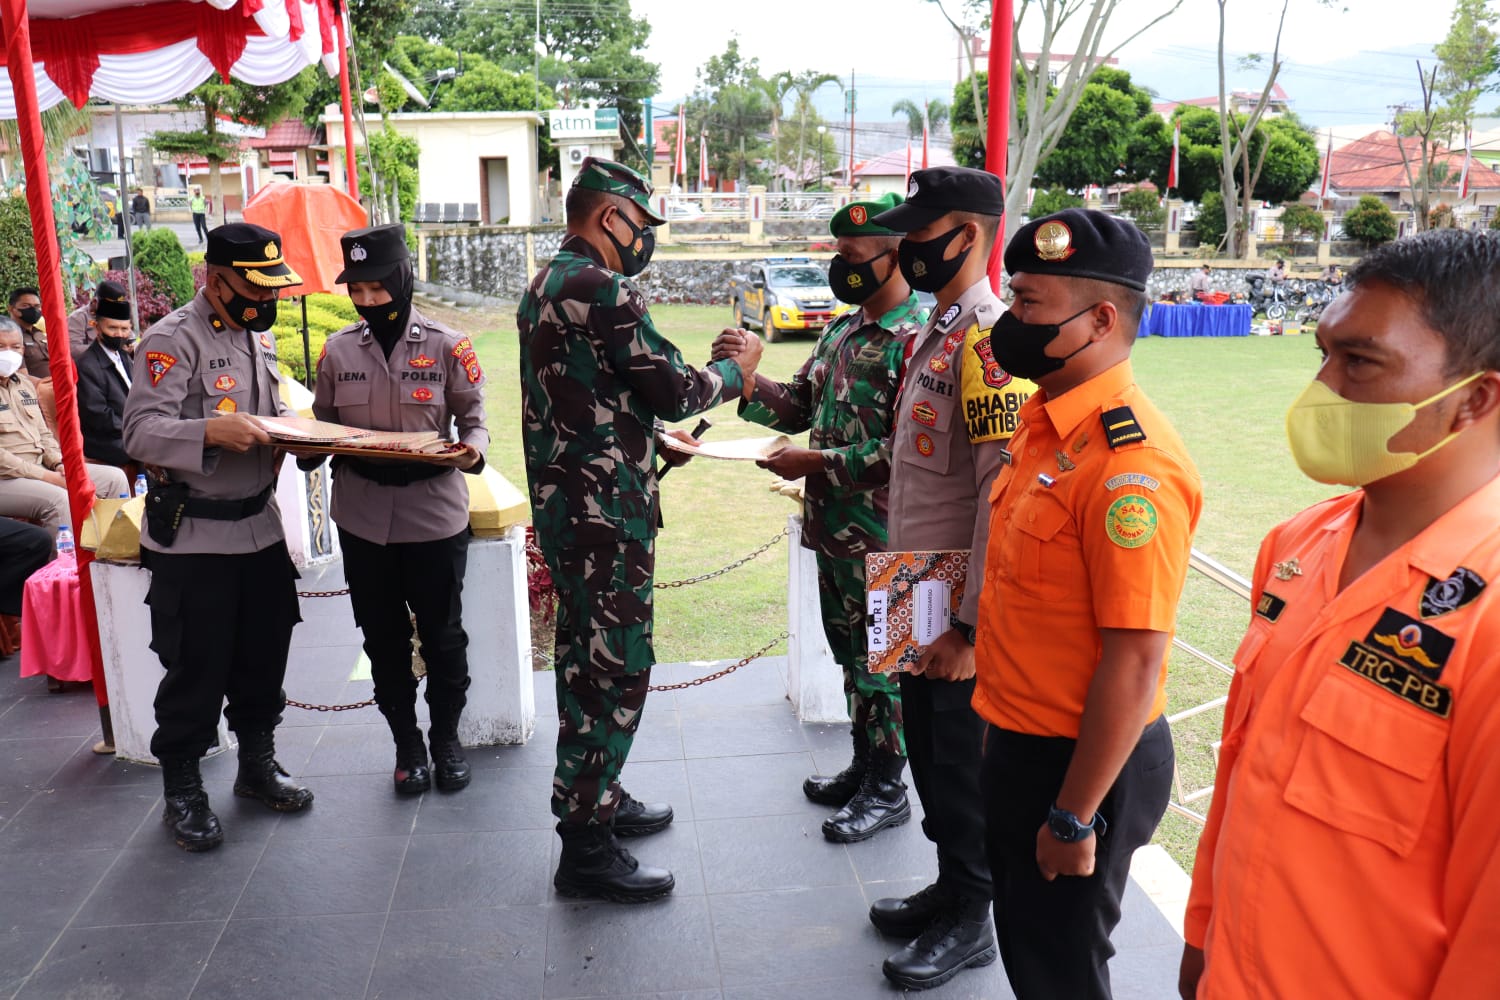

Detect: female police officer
[306,224,489,794]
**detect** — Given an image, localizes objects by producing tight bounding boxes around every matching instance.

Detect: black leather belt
[182,484,274,521]
[334,455,448,486]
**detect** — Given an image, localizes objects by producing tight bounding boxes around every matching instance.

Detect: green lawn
[472,304,1340,870]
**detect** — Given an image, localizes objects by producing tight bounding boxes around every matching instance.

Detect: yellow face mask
[1284,372,1484,486]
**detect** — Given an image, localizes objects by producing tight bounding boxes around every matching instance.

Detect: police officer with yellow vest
[304,224,489,795]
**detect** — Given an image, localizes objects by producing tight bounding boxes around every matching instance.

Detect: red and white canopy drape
[0,0,341,117]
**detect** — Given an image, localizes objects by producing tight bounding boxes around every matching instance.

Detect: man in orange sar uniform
[1178,228,1500,998]
[973,208,1202,999]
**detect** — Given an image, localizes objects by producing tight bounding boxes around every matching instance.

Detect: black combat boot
[392,727,431,795]
[882,897,997,991]
[612,790,673,837]
[803,728,868,806]
[161,757,223,852]
[554,823,675,903]
[428,709,471,792]
[821,748,910,843]
[870,881,957,938]
[232,729,314,812]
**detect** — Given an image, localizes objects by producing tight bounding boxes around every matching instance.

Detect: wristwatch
[1047,804,1108,843]
[949,614,977,646]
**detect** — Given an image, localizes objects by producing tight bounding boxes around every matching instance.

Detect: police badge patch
[1420,567,1485,619]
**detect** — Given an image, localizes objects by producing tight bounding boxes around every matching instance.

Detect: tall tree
[1433,0,1500,137]
[787,70,842,191]
[756,71,795,184]
[891,98,950,139]
[685,40,772,188]
[1394,63,1453,232]
[149,70,319,225]
[1214,0,1291,257]
[1032,67,1155,190]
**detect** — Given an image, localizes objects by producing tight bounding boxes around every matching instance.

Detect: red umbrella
[244,182,368,381]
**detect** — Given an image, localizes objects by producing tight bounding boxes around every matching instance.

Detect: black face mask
[99,334,132,353]
[828,251,893,305]
[604,209,656,277]
[354,301,406,339]
[16,306,41,327]
[898,225,971,293]
[989,304,1097,380]
[219,287,278,332]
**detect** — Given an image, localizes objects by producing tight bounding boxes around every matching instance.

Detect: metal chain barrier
[285,585,367,711]
[654,526,789,589]
[648,630,789,691]
[297,587,351,598]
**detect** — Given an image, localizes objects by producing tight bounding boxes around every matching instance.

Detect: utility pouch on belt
[144,481,191,547]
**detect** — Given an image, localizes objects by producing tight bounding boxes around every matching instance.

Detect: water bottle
[56,525,74,556]
[118,490,129,499]
[135,473,149,498]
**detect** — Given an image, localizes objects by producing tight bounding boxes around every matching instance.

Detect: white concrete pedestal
[459,526,536,746]
[785,514,850,724]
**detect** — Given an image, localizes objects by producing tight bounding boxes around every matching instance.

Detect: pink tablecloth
[19,554,94,683]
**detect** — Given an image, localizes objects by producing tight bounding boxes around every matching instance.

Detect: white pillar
[458,526,536,745]
[785,514,850,724]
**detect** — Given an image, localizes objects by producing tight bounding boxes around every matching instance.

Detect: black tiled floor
[0,646,1184,999]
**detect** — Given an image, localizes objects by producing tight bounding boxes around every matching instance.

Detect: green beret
[830,193,905,237]
[572,156,667,225]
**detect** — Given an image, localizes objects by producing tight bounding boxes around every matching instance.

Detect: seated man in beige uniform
[0,316,128,533]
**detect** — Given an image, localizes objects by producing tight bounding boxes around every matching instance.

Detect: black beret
[872,166,1004,231]
[336,223,409,284]
[205,222,301,288]
[1005,208,1153,291]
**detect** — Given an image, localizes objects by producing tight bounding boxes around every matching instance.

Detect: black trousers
[981,716,1173,1000]
[338,527,471,733]
[192,212,208,242]
[899,672,992,902]
[145,542,302,760]
[0,518,51,616]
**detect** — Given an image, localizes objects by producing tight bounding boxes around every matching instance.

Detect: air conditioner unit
[567,147,586,165]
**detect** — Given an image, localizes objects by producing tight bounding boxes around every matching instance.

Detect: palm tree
[891,98,950,139]
[788,70,842,190]
[756,71,795,188]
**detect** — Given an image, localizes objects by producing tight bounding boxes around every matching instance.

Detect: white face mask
[0,349,22,378]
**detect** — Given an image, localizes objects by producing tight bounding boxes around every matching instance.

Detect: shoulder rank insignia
[1421,567,1485,619]
[1100,405,1146,449]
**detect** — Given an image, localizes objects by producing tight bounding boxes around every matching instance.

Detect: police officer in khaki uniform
[304,224,488,795]
[866,166,1035,991]
[123,222,315,852]
[8,287,49,379]
[0,316,128,531]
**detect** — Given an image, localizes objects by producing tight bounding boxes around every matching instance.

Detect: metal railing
[1164,548,1252,826]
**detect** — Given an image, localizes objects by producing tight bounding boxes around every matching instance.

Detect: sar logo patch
[1421,567,1485,619]
[213,375,237,392]
[410,354,436,368]
[146,351,177,386]
[912,401,938,427]
[411,387,435,402]
[1105,494,1158,548]
[915,433,935,457]
[1366,608,1454,679]
[213,396,237,413]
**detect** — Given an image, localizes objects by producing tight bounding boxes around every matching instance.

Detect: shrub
[1119,189,1165,228]
[1428,202,1454,229]
[1341,195,1397,247]
[1279,203,1325,240]
[1490,212,1500,230]
[268,293,363,384]
[1194,191,1227,250]
[131,228,194,306]
[1031,187,1084,218]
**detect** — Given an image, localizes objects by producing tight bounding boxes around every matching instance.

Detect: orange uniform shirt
[1185,472,1500,999]
[973,360,1202,738]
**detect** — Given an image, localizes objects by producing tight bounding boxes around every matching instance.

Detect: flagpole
[984,0,1014,292]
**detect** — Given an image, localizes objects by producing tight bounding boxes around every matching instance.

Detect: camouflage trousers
[816,550,905,757]
[544,539,656,827]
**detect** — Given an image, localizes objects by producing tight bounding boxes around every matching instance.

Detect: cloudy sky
[629,0,1469,137]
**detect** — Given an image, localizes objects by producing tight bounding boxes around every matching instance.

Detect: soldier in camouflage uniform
[722,193,925,844]
[516,157,764,903]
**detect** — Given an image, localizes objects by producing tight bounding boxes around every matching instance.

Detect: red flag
[921,99,930,170]
[699,133,709,188]
[1459,129,1472,200]
[1318,129,1332,201]
[674,105,686,183]
[984,0,1013,292]
[1167,120,1180,192]
[906,139,912,186]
